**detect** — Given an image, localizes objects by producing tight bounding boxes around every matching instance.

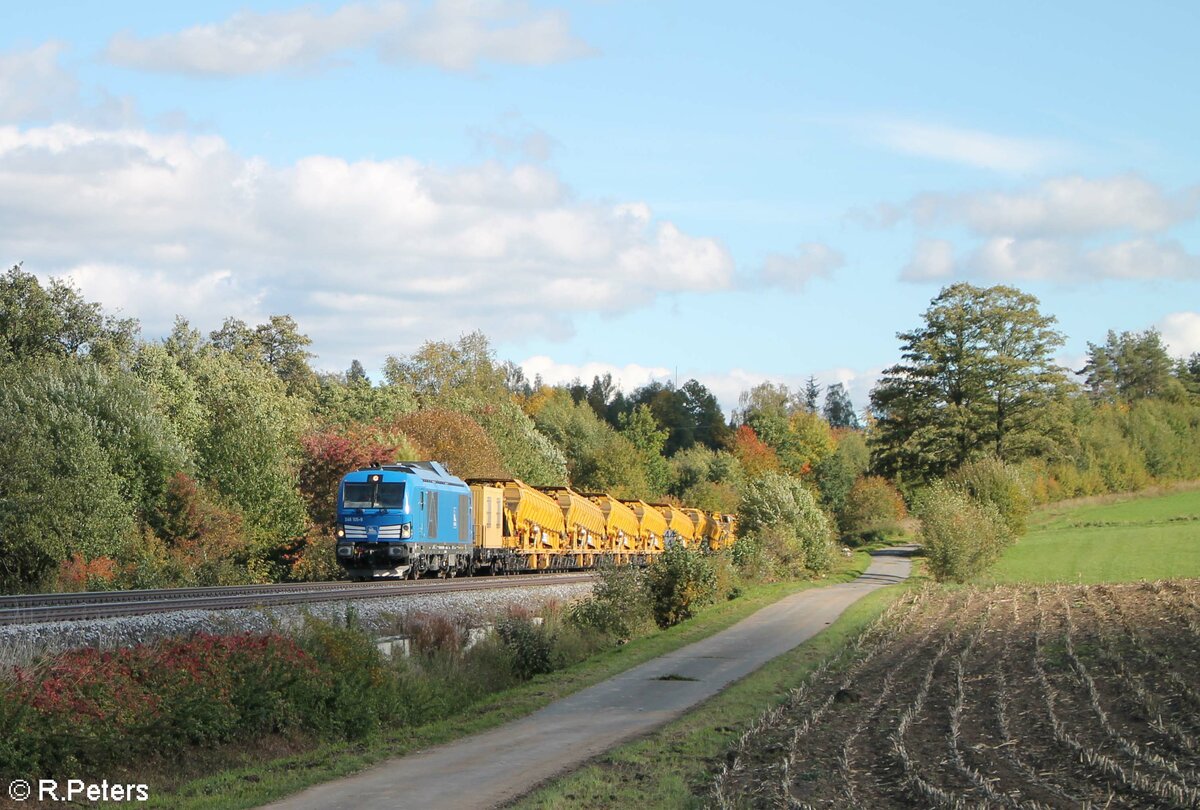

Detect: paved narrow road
[264,546,914,810]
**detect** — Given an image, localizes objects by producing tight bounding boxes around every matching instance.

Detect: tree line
[2,264,1198,591]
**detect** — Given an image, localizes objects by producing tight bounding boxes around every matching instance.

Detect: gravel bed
[0,581,594,665]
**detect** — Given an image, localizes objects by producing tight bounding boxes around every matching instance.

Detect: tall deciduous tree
[870,283,1070,483]
[383,331,508,405]
[209,315,317,396]
[0,264,137,366]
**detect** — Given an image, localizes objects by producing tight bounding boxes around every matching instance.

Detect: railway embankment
[0,577,593,664]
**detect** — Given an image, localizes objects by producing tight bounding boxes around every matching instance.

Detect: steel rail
[0,573,594,626]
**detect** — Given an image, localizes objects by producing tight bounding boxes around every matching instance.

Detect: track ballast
[0,573,594,626]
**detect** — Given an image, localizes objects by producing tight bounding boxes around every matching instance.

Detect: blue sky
[3,1,1198,413]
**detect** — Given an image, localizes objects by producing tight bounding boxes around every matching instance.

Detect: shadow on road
[852,544,918,585]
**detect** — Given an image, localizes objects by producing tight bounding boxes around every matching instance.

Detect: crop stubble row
[713,580,1200,808]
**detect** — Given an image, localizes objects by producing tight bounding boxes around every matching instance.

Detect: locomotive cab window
[377,482,405,508]
[342,483,374,509]
[342,481,405,509]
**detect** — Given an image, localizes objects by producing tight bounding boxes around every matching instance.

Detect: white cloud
[908,175,1200,237]
[870,119,1063,172]
[0,42,78,122]
[57,264,267,336]
[884,174,1200,284]
[519,356,672,393]
[900,239,955,282]
[759,242,844,291]
[384,0,592,71]
[917,236,1200,283]
[1158,312,1200,357]
[0,123,733,370]
[105,0,592,76]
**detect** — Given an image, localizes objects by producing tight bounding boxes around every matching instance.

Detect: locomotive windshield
[342,482,406,509]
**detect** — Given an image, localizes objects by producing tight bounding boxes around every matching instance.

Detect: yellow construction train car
[586,493,642,565]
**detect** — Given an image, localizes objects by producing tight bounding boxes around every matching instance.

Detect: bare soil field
[713,581,1200,809]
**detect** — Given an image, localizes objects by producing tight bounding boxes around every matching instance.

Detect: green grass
[512,573,925,810]
[140,553,873,810]
[985,486,1200,584]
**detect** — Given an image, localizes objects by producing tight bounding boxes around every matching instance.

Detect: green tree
[586,373,617,421]
[132,342,207,455]
[1083,329,1179,402]
[626,381,694,455]
[533,390,650,496]
[680,379,731,450]
[822,382,860,429]
[803,376,822,413]
[915,481,1013,583]
[383,331,508,405]
[814,431,869,523]
[870,283,1070,484]
[189,350,310,571]
[310,372,416,427]
[0,362,138,588]
[1177,353,1200,396]
[0,264,137,367]
[618,404,672,497]
[462,399,568,486]
[209,315,317,396]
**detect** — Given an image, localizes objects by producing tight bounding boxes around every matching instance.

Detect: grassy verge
[139,552,873,809]
[511,567,925,809]
[985,486,1200,583]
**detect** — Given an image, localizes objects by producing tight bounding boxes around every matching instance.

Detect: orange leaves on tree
[733,424,781,477]
[396,409,509,480]
[56,554,118,591]
[158,473,245,565]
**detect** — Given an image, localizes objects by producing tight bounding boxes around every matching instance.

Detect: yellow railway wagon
[622,499,668,556]
[711,512,737,550]
[467,478,564,570]
[654,503,696,547]
[586,493,640,564]
[540,486,607,567]
[682,508,714,550]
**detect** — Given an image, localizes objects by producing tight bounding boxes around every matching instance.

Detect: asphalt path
[263,546,914,810]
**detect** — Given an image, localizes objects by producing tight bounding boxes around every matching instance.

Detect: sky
[3,1,1199,415]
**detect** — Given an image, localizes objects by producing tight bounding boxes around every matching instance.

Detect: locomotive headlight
[336,527,345,538]
[401,523,412,539]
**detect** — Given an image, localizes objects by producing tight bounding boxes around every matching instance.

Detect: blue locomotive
[335,461,474,580]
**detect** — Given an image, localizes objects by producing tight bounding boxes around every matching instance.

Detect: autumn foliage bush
[840,475,907,544]
[915,481,1014,583]
[0,622,398,775]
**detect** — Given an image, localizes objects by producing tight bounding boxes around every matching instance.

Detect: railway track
[0,573,594,626]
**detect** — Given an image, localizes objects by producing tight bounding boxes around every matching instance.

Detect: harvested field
[712,581,1200,809]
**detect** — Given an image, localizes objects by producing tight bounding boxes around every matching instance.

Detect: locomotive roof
[351,460,464,485]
